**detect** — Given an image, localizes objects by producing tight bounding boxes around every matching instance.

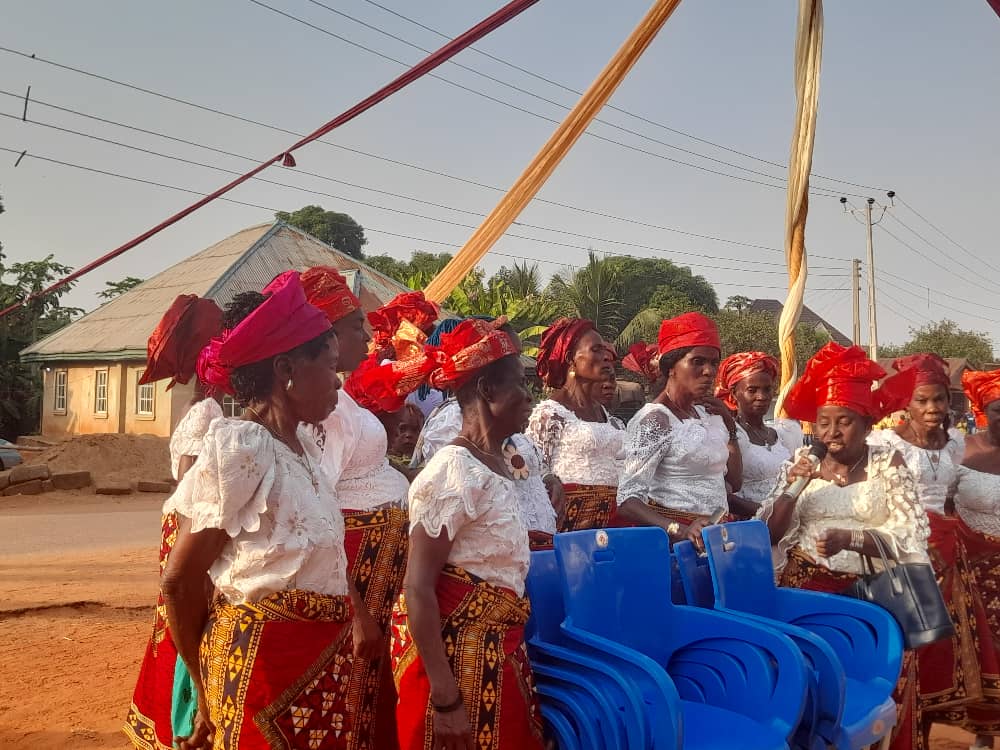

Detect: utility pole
[840,191,895,360]
[851,258,862,345]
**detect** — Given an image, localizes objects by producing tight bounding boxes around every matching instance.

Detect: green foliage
[364,251,454,286]
[491,261,542,299]
[882,320,994,365]
[713,310,828,372]
[546,252,624,339]
[725,295,753,314]
[609,256,719,322]
[445,277,558,356]
[276,205,367,259]
[99,276,144,300]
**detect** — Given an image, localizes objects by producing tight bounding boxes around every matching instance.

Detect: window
[54,370,68,414]
[222,395,244,418]
[136,371,155,417]
[94,369,109,415]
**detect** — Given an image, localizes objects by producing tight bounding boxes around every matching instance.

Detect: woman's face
[486,356,535,435]
[907,384,949,432]
[570,329,614,383]
[733,371,775,419]
[331,309,370,373]
[815,405,870,458]
[670,346,721,399]
[986,400,1000,443]
[284,334,342,425]
[598,376,617,407]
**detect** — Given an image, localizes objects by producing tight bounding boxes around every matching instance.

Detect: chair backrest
[525,550,566,644]
[701,521,778,615]
[554,527,673,660]
[672,541,715,608]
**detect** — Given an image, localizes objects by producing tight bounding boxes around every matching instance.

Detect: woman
[759,342,929,750]
[527,318,624,531]
[126,294,223,750]
[622,340,665,396]
[305,267,425,750]
[616,312,741,544]
[870,355,993,738]
[162,272,380,750]
[393,318,543,750]
[715,351,801,517]
[956,370,1000,748]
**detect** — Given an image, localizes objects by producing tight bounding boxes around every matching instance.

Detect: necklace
[245,406,320,492]
[737,416,776,450]
[663,394,699,421]
[824,450,868,487]
[904,424,944,482]
[454,436,511,479]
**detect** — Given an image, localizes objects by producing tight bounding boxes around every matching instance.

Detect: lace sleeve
[616,409,673,507]
[408,448,489,540]
[171,398,224,459]
[876,452,931,560]
[526,402,565,473]
[755,452,802,571]
[947,428,966,466]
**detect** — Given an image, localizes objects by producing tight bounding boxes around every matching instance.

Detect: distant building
[21,222,411,438]
[748,299,852,347]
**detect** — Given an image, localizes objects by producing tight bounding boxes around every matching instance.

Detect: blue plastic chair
[526,550,654,749]
[542,702,582,750]
[555,527,808,750]
[700,521,902,750]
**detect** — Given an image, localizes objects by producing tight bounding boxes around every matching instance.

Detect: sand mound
[26,433,171,485]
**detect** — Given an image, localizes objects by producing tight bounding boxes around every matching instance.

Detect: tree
[492,261,542,299]
[609,256,719,325]
[363,251,453,285]
[713,310,828,372]
[884,320,994,365]
[546,252,624,339]
[725,295,752,314]
[99,276,144,300]
[276,205,367,259]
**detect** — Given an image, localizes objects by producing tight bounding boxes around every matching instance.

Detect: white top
[170,418,349,604]
[955,465,1000,536]
[407,389,444,419]
[526,399,625,487]
[758,444,930,575]
[868,428,964,516]
[408,445,530,596]
[169,398,224,480]
[411,399,556,534]
[320,391,409,511]
[735,419,801,505]
[617,403,730,517]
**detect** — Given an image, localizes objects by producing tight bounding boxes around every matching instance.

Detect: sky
[1,0,998,349]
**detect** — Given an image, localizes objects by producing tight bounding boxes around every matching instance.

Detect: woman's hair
[455,355,518,410]
[659,346,695,378]
[223,291,334,405]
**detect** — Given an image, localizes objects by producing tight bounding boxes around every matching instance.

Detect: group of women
[122,270,1000,750]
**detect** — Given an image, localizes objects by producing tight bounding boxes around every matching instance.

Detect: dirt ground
[0,490,981,749]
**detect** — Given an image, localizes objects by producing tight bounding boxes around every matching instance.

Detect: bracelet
[432,694,465,714]
[850,529,866,552]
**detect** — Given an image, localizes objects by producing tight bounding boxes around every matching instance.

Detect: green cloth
[171,658,196,746]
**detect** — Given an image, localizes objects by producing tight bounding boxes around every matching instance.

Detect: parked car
[0,439,23,470]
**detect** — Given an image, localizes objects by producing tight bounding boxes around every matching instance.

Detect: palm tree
[502,261,542,299]
[547,251,623,339]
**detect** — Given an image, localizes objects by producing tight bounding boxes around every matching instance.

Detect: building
[21,221,411,438]
[748,299,853,347]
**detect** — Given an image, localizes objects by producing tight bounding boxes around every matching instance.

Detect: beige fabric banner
[423,0,683,303]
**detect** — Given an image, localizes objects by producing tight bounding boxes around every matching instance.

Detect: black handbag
[843,531,954,649]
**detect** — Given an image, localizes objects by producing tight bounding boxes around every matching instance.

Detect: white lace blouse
[735,420,801,505]
[320,391,409,511]
[408,445,530,596]
[758,445,930,575]
[170,418,349,604]
[617,403,730,517]
[955,465,1000,536]
[169,398,224,480]
[526,400,625,487]
[868,428,964,516]
[414,399,462,467]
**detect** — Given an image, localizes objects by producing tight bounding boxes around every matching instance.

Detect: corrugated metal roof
[748,298,852,347]
[22,221,412,362]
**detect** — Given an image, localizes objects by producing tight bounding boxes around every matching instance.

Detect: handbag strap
[857,530,905,594]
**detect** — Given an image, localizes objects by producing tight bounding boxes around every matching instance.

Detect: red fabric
[622,342,659,382]
[367,292,439,354]
[892,353,951,390]
[0,0,542,320]
[301,266,361,323]
[657,312,720,355]
[989,0,1000,19]
[196,271,330,395]
[344,351,438,415]
[715,351,779,411]
[428,318,519,391]
[962,369,1000,428]
[783,342,917,423]
[139,295,222,390]
[536,318,597,388]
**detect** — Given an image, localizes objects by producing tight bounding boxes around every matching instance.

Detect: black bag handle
[857,531,904,595]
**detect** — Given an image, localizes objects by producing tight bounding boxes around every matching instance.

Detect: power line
[875,223,996,297]
[897,196,999,275]
[875,271,1000,326]
[885,209,1000,279]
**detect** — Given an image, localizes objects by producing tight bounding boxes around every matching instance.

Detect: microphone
[783,441,828,500]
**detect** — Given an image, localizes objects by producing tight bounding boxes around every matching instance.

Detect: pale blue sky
[1,0,998,347]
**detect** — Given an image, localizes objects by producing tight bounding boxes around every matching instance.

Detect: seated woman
[527,318,624,531]
[715,351,801,517]
[956,370,1000,749]
[393,317,543,750]
[759,342,930,750]
[126,294,223,750]
[162,272,379,750]
[616,312,741,546]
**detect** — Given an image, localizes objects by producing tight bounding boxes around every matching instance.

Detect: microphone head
[809,441,828,461]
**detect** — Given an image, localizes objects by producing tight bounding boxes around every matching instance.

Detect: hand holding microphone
[782,441,828,501]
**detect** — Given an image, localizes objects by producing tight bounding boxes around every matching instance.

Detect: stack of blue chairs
[526,523,905,749]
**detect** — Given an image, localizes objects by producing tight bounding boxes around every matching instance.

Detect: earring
[286,378,294,392]
[568,368,576,378]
